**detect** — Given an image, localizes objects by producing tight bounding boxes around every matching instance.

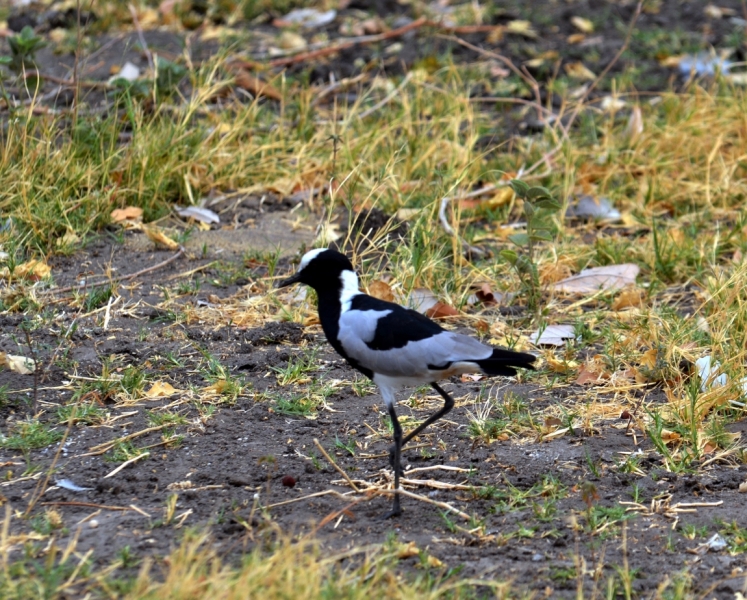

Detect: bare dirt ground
[3,208,747,598]
[4,0,747,597]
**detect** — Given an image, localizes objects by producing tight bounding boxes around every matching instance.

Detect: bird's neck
[338,270,360,313]
[315,270,359,356]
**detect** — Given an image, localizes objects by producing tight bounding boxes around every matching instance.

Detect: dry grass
[4,14,747,597]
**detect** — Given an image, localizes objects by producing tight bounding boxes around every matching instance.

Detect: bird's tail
[475,348,536,376]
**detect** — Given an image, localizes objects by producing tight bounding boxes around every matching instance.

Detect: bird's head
[277,248,356,293]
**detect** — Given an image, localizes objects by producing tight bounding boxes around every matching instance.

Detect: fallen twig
[80,424,170,456]
[267,17,427,68]
[103,452,150,479]
[41,247,185,296]
[40,501,133,511]
[313,438,360,492]
[377,487,471,520]
[266,489,350,509]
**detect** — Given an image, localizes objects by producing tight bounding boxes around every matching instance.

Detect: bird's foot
[382,497,402,520]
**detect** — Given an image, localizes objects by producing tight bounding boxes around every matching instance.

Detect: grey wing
[338,314,492,377]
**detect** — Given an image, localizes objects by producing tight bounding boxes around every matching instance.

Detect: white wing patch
[339,309,392,346]
[339,270,361,313]
[338,325,493,379]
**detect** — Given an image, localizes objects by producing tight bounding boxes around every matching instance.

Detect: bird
[277,248,536,518]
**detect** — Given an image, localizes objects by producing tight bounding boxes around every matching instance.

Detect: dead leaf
[567,33,586,44]
[368,280,395,303]
[145,381,180,398]
[530,324,575,346]
[229,67,283,101]
[565,62,596,81]
[398,541,420,559]
[571,16,594,33]
[277,31,307,50]
[202,380,229,395]
[539,263,572,285]
[575,365,606,385]
[0,353,36,375]
[505,20,537,38]
[639,348,658,369]
[553,264,639,295]
[143,225,180,250]
[111,206,143,223]
[612,287,644,310]
[426,302,459,320]
[474,283,500,306]
[660,429,681,443]
[544,416,563,429]
[486,186,514,208]
[426,555,444,568]
[56,230,80,249]
[1,259,51,280]
[545,354,579,373]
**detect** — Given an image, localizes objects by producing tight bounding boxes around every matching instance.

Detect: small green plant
[7,26,46,72]
[0,420,63,452]
[499,180,562,317]
[334,435,357,457]
[57,402,105,426]
[106,441,147,463]
[83,285,113,312]
[274,392,318,417]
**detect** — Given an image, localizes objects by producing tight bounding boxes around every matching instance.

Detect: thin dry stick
[129,4,154,71]
[312,496,369,533]
[103,452,150,479]
[313,438,360,492]
[40,501,132,511]
[267,17,427,68]
[377,487,471,520]
[81,424,170,456]
[42,248,185,296]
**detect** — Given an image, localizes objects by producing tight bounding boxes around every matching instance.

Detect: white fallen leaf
[554,264,639,294]
[600,95,626,111]
[55,478,93,492]
[0,352,36,375]
[408,288,438,314]
[625,106,644,142]
[529,324,576,346]
[109,61,140,84]
[695,355,727,391]
[176,206,220,224]
[277,8,336,28]
[566,195,621,221]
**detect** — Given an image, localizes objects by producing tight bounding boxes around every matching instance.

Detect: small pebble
[89,519,99,529]
[282,475,296,488]
[532,553,543,562]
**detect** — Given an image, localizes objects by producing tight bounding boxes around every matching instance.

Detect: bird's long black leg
[384,402,403,518]
[400,382,455,447]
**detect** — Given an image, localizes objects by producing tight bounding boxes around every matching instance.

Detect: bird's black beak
[277,272,301,288]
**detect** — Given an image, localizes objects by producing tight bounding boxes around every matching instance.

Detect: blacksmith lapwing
[278,248,536,517]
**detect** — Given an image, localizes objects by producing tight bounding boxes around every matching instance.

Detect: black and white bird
[278,248,536,517]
